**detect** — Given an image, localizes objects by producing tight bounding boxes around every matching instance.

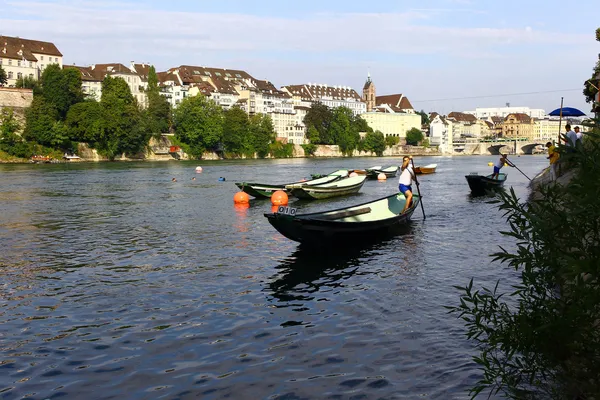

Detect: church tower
[362,72,376,112]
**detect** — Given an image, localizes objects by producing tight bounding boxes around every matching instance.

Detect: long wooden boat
[264,192,420,245]
[465,173,507,195]
[366,165,399,179]
[415,164,437,175]
[285,175,367,200]
[236,170,348,199]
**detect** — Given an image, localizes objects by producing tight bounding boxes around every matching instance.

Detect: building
[0,35,63,87]
[362,73,376,112]
[465,106,545,119]
[361,112,421,142]
[501,113,534,140]
[447,112,490,139]
[68,63,148,106]
[429,114,454,153]
[281,83,366,116]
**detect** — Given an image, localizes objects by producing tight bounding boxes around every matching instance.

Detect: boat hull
[288,177,366,200]
[265,193,419,246]
[366,166,399,179]
[236,170,348,199]
[415,165,437,174]
[465,173,507,195]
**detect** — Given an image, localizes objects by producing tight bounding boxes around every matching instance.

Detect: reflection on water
[0,156,546,399]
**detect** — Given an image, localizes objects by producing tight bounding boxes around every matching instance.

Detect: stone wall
[0,88,33,110]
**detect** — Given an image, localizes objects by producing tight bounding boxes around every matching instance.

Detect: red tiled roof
[504,113,532,123]
[283,84,362,101]
[131,63,151,82]
[375,94,414,112]
[65,65,102,82]
[0,35,62,61]
[448,111,477,123]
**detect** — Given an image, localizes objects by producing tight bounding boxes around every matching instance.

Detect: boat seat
[316,207,372,221]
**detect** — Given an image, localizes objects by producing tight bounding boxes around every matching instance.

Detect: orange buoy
[271,190,288,206]
[377,173,387,181]
[271,205,279,213]
[233,191,250,204]
[234,202,250,211]
[349,172,358,177]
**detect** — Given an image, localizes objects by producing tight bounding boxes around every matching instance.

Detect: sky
[1,0,598,114]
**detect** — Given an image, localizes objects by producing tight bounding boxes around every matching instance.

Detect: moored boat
[285,175,367,200]
[415,164,437,175]
[236,169,348,199]
[264,192,420,246]
[465,173,507,195]
[366,165,399,179]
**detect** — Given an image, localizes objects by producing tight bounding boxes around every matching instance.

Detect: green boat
[366,165,400,180]
[264,192,420,246]
[235,170,348,199]
[286,175,367,200]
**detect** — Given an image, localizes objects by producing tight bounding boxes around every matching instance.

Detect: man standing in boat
[491,154,508,180]
[399,156,417,213]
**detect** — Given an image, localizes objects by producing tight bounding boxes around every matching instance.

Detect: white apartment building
[0,36,63,86]
[282,83,366,116]
[360,112,421,140]
[465,106,546,119]
[429,114,454,153]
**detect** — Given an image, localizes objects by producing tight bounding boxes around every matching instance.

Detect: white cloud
[0,0,595,112]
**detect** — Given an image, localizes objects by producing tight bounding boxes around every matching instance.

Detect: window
[29,61,33,68]
[17,60,21,67]
[8,72,13,79]
[41,56,44,61]
[8,59,12,66]
[17,72,22,79]
[0,58,2,65]
[55,57,58,62]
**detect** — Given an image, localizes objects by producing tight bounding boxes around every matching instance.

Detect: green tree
[583,27,600,113]
[16,75,38,90]
[143,65,171,137]
[41,65,84,120]
[363,130,386,156]
[0,107,33,158]
[96,76,145,159]
[385,135,400,147]
[0,65,7,86]
[307,125,320,143]
[329,106,353,155]
[449,135,600,399]
[417,110,430,126]
[352,115,373,134]
[249,113,275,158]
[23,97,64,147]
[173,94,223,159]
[65,101,104,143]
[405,127,424,145]
[223,106,249,155]
[304,102,333,144]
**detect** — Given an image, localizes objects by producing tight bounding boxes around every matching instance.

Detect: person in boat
[398,156,417,213]
[491,154,509,180]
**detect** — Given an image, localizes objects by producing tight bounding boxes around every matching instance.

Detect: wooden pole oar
[410,157,426,220]
[505,157,531,181]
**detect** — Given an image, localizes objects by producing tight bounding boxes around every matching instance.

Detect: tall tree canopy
[143,65,171,136]
[173,95,224,159]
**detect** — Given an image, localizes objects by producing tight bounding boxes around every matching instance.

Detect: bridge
[453,139,546,155]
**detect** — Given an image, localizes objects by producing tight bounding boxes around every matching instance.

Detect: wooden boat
[236,169,348,199]
[465,173,507,195]
[264,192,420,245]
[366,165,399,179]
[415,164,437,175]
[285,175,367,200]
[30,155,52,164]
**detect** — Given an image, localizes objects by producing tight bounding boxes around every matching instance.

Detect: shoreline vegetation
[447,26,600,400]
[0,64,435,164]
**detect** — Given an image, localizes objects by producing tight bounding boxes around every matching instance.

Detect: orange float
[233,191,250,204]
[377,173,387,181]
[271,190,289,206]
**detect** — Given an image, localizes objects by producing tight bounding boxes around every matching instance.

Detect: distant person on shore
[398,156,417,213]
[491,154,509,180]
[546,142,559,180]
[561,124,578,147]
[574,126,583,144]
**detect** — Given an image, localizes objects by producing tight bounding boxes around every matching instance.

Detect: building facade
[429,114,454,153]
[0,36,63,87]
[501,113,534,140]
[361,112,421,141]
[465,106,545,119]
[362,73,376,112]
[282,84,366,116]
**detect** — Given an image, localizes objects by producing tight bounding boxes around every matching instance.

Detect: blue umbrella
[548,107,586,117]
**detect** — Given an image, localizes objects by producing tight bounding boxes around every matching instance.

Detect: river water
[0,155,547,400]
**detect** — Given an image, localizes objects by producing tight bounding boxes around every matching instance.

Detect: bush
[269,141,294,158]
[301,143,317,156]
[448,131,600,399]
[406,128,424,145]
[385,135,400,147]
